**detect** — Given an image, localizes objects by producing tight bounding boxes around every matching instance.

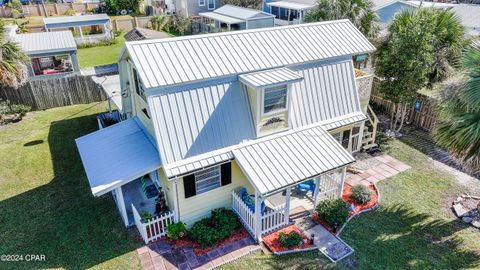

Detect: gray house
[173,0,223,16]
[199,5,275,31]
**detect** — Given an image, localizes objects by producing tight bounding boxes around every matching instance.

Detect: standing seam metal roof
[125,20,375,89]
[233,124,355,195]
[14,31,77,54]
[239,67,304,88]
[44,14,110,26]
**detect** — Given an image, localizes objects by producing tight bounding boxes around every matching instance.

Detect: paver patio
[346,154,411,186]
[137,236,259,270]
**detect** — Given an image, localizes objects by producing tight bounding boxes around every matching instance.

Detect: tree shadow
[0,113,143,269]
[339,205,480,269]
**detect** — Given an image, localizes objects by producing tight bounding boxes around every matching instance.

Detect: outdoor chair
[296,180,316,195]
[140,176,159,199]
[240,187,266,214]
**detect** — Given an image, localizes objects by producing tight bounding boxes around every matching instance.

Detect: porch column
[172,179,180,222]
[78,26,84,41]
[284,187,291,225]
[338,167,347,198]
[313,175,321,207]
[114,186,129,227]
[287,8,291,24]
[254,190,263,242]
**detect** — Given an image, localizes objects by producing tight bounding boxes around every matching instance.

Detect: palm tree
[0,20,28,89]
[434,47,480,172]
[305,0,379,40]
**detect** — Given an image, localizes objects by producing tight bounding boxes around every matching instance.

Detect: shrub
[167,222,186,240]
[350,184,373,204]
[77,38,118,49]
[316,199,349,228]
[278,231,303,249]
[189,208,239,248]
[10,104,30,117]
[139,211,152,222]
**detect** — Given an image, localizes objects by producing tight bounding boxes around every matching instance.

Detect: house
[263,0,315,25]
[43,14,114,45]
[6,25,80,79]
[76,20,376,243]
[173,0,223,16]
[199,5,275,31]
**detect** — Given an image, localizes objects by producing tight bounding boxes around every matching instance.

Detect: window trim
[131,66,146,101]
[199,0,205,6]
[207,0,215,10]
[261,85,289,116]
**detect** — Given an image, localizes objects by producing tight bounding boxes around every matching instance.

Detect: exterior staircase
[362,105,379,151]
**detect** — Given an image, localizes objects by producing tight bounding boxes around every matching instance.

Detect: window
[183,163,232,198]
[132,67,146,101]
[207,0,215,10]
[263,85,287,114]
[199,0,205,6]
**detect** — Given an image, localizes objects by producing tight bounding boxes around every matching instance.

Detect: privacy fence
[370,78,439,132]
[0,75,106,111]
[0,3,99,17]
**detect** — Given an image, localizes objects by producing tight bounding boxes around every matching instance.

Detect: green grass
[0,103,142,269]
[224,139,480,270]
[77,33,126,68]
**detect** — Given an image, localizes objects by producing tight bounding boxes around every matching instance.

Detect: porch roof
[198,12,245,25]
[233,124,354,195]
[239,67,304,89]
[267,1,315,10]
[75,117,161,196]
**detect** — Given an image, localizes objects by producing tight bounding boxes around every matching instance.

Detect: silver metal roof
[198,12,245,24]
[148,81,256,168]
[290,59,362,128]
[267,1,315,10]
[239,67,304,89]
[214,4,274,20]
[450,4,480,36]
[14,31,76,54]
[125,20,375,89]
[233,124,355,195]
[75,117,161,196]
[44,14,110,26]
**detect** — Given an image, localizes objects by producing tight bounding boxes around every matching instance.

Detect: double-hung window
[263,85,287,114]
[199,0,205,6]
[207,0,215,10]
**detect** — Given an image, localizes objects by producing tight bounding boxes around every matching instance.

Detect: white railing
[351,132,362,153]
[317,174,341,201]
[261,204,287,235]
[132,204,174,244]
[231,191,255,236]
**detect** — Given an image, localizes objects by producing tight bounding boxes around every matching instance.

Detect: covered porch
[230,124,353,240]
[267,1,314,26]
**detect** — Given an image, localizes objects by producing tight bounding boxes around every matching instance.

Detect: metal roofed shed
[233,124,355,195]
[44,14,114,45]
[75,117,161,196]
[199,4,275,31]
[124,20,376,89]
[14,31,77,55]
[124,27,171,41]
[239,67,303,89]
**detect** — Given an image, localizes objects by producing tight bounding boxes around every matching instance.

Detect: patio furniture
[140,176,159,199]
[240,187,266,214]
[296,180,316,195]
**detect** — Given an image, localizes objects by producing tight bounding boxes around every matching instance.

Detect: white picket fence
[132,204,174,244]
[317,174,342,200]
[261,204,287,235]
[231,191,256,236]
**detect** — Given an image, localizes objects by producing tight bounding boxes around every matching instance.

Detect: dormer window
[263,85,288,115]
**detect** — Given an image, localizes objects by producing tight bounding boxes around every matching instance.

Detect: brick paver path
[346,154,411,186]
[137,236,258,270]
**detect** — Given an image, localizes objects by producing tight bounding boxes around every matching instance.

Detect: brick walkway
[346,154,411,186]
[137,236,259,270]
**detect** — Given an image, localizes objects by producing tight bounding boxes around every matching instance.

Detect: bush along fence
[370,78,439,132]
[0,75,106,111]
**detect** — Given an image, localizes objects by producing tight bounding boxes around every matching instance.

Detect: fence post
[284,187,290,225]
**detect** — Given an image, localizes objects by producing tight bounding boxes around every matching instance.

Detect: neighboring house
[263,0,315,25]
[173,0,223,16]
[199,5,275,31]
[43,14,114,45]
[447,4,480,37]
[8,26,80,79]
[124,27,171,41]
[76,21,376,243]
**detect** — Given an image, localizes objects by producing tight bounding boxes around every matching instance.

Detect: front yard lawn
[77,33,126,68]
[0,103,142,269]
[223,139,480,269]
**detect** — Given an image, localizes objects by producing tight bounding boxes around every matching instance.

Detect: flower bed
[166,227,249,256]
[262,225,315,254]
[342,183,379,215]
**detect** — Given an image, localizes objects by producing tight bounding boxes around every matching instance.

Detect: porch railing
[261,204,287,235]
[231,191,255,236]
[317,174,341,200]
[132,204,174,244]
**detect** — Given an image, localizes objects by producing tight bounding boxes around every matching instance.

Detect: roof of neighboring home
[44,14,110,28]
[450,4,480,34]
[14,31,77,55]
[124,20,375,89]
[267,1,315,10]
[406,0,456,8]
[124,27,171,41]
[372,0,402,10]
[213,4,274,20]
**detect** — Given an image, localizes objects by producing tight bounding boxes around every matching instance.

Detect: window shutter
[221,162,232,186]
[183,174,196,198]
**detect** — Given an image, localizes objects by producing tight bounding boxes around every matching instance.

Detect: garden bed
[164,227,250,256]
[262,225,316,255]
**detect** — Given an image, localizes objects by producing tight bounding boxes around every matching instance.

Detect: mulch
[166,227,249,256]
[262,225,315,253]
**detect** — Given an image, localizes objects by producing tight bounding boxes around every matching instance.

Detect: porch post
[313,175,321,207]
[172,179,180,222]
[284,187,291,225]
[114,186,129,227]
[339,167,347,198]
[254,190,262,242]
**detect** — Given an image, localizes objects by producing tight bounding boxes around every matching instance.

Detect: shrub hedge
[189,208,239,248]
[316,199,349,228]
[350,184,373,204]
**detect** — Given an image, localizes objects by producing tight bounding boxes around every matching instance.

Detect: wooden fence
[370,79,439,132]
[0,3,99,17]
[0,75,106,111]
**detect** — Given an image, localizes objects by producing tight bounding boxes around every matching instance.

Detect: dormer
[240,68,304,137]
